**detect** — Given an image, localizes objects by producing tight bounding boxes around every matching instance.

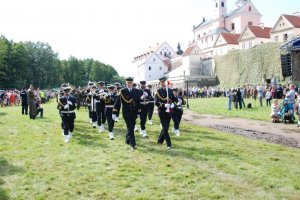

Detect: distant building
[213,33,240,55]
[270,14,300,43]
[193,0,261,56]
[239,25,272,49]
[132,42,176,83]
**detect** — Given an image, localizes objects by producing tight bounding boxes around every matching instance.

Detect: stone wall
[214,43,283,87]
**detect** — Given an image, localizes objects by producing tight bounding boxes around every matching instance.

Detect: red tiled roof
[182,46,195,57]
[283,14,300,28]
[248,26,272,38]
[220,33,240,44]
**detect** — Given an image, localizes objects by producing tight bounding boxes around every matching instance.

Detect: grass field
[0,101,300,199]
[188,97,281,121]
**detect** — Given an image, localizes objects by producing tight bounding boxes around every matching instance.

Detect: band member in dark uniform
[20,87,28,115]
[104,85,117,140]
[138,81,151,138]
[147,84,155,125]
[113,77,141,150]
[154,76,176,149]
[96,81,107,133]
[171,88,186,136]
[86,81,95,124]
[58,86,77,143]
[87,85,98,128]
[114,82,122,122]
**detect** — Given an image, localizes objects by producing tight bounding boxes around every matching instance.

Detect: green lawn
[188,97,279,121]
[0,101,300,199]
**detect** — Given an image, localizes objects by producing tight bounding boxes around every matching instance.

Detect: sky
[0,0,299,77]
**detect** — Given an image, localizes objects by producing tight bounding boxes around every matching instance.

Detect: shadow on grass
[142,140,240,162]
[73,126,109,148]
[0,157,24,200]
[0,112,7,116]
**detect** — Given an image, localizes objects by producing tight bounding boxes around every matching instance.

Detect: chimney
[203,17,206,23]
[258,23,264,29]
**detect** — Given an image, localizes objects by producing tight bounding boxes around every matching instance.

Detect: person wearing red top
[10,91,15,106]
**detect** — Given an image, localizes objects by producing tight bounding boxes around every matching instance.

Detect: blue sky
[0,0,299,77]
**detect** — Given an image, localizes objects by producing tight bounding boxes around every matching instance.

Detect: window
[197,34,200,40]
[216,2,218,8]
[283,34,288,41]
[249,41,252,48]
[248,6,252,12]
[149,66,151,70]
[275,35,279,42]
[149,75,151,78]
[153,58,156,62]
[169,52,171,56]
[221,2,224,7]
[231,23,235,30]
[159,66,162,70]
[211,36,214,41]
[242,43,245,49]
[160,51,162,55]
[248,21,252,26]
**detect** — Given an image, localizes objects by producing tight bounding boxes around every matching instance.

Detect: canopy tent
[280,35,300,51]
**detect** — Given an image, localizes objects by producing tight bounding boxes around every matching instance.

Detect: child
[270,99,280,123]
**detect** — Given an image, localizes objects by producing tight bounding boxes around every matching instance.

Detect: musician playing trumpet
[96,81,107,133]
[59,85,77,143]
[87,84,98,128]
[104,85,117,140]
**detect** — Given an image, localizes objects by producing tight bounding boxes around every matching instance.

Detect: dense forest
[0,35,125,89]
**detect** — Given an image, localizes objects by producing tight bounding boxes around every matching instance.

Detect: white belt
[140,102,149,105]
[95,100,100,103]
[61,110,75,114]
[106,105,114,108]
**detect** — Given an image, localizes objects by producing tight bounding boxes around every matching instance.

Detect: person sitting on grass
[270,99,281,123]
[35,98,44,118]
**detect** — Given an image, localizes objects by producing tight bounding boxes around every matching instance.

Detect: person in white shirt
[265,89,272,107]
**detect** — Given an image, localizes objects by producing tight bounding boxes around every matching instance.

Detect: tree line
[0,35,125,89]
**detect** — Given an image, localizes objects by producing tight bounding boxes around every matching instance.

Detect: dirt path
[182,110,300,148]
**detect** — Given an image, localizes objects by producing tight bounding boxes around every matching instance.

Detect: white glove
[170,103,175,109]
[143,92,148,97]
[178,98,182,104]
[137,115,140,119]
[112,114,117,121]
[141,95,145,100]
[177,102,182,106]
[164,103,170,108]
[64,104,69,109]
[99,89,104,93]
[67,100,72,106]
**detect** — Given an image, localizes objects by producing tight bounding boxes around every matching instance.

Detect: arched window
[221,2,224,7]
[248,6,252,11]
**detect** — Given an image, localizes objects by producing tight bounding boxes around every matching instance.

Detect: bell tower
[213,0,227,27]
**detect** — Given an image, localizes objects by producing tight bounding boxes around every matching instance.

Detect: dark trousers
[62,114,75,135]
[36,108,43,117]
[22,103,28,114]
[172,111,183,129]
[29,101,36,119]
[96,104,106,126]
[148,103,154,120]
[140,105,149,130]
[88,106,92,118]
[105,108,114,132]
[158,111,172,147]
[266,98,271,106]
[124,116,136,147]
[91,111,97,122]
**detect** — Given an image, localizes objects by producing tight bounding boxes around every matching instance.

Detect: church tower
[213,0,227,19]
[213,0,227,27]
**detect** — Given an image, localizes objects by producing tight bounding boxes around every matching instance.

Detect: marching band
[57,76,186,150]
